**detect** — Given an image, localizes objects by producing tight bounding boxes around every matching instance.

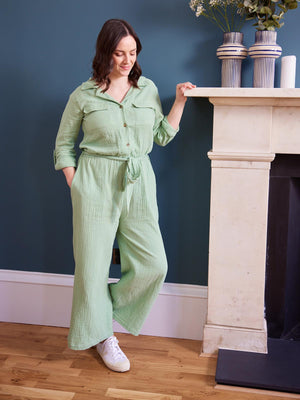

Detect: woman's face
[110,35,137,79]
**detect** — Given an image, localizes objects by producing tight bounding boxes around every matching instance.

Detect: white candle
[280,55,296,88]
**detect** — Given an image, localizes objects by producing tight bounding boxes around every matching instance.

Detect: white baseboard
[0,269,207,340]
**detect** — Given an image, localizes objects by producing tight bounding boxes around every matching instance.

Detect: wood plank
[0,368,37,388]
[2,357,81,377]
[72,394,107,400]
[3,355,44,368]
[215,384,300,399]
[105,388,182,399]
[0,384,75,400]
[0,337,62,358]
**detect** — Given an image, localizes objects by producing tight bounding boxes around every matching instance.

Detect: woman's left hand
[175,82,196,103]
[167,81,196,130]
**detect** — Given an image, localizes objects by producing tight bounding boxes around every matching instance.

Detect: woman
[54,19,195,373]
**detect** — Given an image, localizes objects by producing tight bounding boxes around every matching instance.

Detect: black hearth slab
[215,339,300,394]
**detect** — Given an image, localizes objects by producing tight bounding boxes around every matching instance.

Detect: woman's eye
[114,51,136,57]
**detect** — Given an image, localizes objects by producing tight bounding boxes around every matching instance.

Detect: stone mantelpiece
[185,88,300,354]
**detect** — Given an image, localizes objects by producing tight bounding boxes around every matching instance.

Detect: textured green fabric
[54,76,179,350]
[54,76,179,170]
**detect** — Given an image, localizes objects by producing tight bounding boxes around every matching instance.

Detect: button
[123,123,127,127]
[126,143,130,146]
[119,105,123,109]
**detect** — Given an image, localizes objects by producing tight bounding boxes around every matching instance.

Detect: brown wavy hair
[92,19,142,92]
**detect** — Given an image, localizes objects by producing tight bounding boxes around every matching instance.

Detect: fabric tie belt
[103,154,146,191]
[81,151,149,212]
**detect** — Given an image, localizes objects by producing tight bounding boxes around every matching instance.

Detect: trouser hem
[113,311,140,336]
[68,330,114,351]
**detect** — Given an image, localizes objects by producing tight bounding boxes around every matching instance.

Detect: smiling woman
[92,19,142,95]
[106,36,138,103]
[111,36,137,76]
[53,18,195,374]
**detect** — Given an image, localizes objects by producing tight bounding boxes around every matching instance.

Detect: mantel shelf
[185,87,300,106]
[185,87,300,98]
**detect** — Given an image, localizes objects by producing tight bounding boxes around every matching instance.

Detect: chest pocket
[82,103,110,132]
[132,103,156,128]
[83,103,108,116]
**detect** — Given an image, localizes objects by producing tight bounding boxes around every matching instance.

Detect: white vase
[216,32,248,88]
[249,31,282,88]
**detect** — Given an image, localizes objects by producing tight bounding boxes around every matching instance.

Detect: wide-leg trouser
[68,153,168,350]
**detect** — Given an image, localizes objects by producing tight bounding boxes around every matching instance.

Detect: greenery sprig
[243,0,299,30]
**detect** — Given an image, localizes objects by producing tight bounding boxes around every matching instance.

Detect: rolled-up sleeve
[53,91,83,170]
[152,85,179,147]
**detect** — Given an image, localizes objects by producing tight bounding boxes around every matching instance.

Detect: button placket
[119,103,127,128]
[120,104,130,151]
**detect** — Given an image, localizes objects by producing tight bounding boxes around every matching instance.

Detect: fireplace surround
[185,87,300,354]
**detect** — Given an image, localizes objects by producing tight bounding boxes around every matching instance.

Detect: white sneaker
[96,335,130,372]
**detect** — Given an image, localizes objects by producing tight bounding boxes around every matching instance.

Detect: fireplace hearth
[266,154,300,340]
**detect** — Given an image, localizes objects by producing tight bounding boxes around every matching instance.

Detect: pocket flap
[84,103,108,114]
[132,103,154,110]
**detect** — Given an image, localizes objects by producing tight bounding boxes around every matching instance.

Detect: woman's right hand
[62,166,76,188]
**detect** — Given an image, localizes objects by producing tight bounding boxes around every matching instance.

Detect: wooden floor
[0,322,296,400]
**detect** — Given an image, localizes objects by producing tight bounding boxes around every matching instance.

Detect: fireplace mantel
[185,87,300,354]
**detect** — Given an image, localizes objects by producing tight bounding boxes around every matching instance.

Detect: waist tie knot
[81,151,148,212]
[122,156,143,190]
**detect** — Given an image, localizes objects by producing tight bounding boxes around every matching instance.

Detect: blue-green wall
[1,1,299,285]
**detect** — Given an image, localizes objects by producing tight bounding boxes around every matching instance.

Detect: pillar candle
[280,55,296,88]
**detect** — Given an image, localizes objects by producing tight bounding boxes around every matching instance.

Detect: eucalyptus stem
[206,6,229,31]
[214,6,231,31]
[223,6,232,31]
[236,14,245,32]
[206,15,228,31]
[231,5,238,31]
[189,0,247,32]
[230,5,234,31]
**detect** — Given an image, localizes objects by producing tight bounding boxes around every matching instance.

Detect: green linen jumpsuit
[54,76,179,350]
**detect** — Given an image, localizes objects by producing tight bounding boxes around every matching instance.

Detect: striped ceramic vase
[249,31,282,88]
[216,32,247,87]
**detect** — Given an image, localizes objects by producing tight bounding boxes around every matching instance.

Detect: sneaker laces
[104,336,126,361]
